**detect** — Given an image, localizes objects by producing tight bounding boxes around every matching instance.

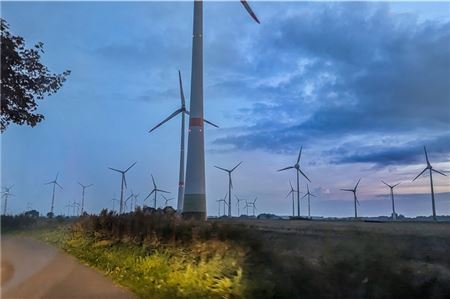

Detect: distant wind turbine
[144,175,170,208]
[183,0,260,220]
[278,146,311,217]
[125,190,139,212]
[215,162,242,217]
[302,184,316,218]
[235,195,246,217]
[111,194,119,212]
[285,180,296,217]
[216,192,228,216]
[246,197,257,217]
[45,173,63,215]
[149,70,218,213]
[341,178,361,219]
[412,146,447,221]
[108,162,136,214]
[65,200,72,216]
[381,180,401,220]
[162,194,174,208]
[2,185,14,215]
[78,182,93,215]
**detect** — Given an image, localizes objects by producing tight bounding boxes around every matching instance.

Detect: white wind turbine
[246,197,257,217]
[111,194,119,212]
[412,146,447,221]
[302,184,316,219]
[78,182,93,215]
[144,175,170,209]
[340,178,361,219]
[215,162,242,217]
[278,146,311,217]
[162,194,174,208]
[149,70,218,213]
[45,173,63,216]
[216,192,228,216]
[108,162,136,214]
[285,180,296,217]
[235,195,246,217]
[381,180,401,220]
[183,0,260,220]
[2,185,14,215]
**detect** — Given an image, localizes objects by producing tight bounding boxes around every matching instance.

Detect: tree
[1,18,70,132]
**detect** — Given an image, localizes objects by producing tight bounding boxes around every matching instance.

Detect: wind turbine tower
[78,182,93,215]
[215,162,242,217]
[182,0,260,220]
[45,173,63,215]
[412,146,447,221]
[149,70,217,213]
[381,180,400,220]
[235,195,246,217]
[108,162,136,214]
[341,178,361,219]
[278,146,311,217]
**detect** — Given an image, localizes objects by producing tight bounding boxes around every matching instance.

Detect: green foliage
[0,18,70,132]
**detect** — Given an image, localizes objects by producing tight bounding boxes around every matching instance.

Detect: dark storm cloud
[213,2,450,165]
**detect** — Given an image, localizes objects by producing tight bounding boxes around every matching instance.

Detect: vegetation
[3,211,450,299]
[0,18,70,132]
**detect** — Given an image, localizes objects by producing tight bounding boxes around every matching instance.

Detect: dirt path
[1,236,136,299]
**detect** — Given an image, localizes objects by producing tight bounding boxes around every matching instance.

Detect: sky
[1,1,450,218]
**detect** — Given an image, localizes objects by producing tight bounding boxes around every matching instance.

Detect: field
[2,213,450,299]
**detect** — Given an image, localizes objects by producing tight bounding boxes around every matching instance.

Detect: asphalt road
[1,236,136,299]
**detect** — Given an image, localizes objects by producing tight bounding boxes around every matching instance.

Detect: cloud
[211,2,450,168]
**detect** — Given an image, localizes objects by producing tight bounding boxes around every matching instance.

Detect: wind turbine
[65,200,72,216]
[162,194,174,207]
[111,194,119,212]
[144,175,170,208]
[302,184,316,219]
[45,173,63,215]
[125,190,139,212]
[381,180,401,220]
[108,162,136,214]
[412,146,447,221]
[235,195,246,217]
[183,0,260,220]
[247,197,257,217]
[149,70,218,214]
[216,192,228,216]
[340,178,361,219]
[78,182,93,215]
[278,146,311,217]
[215,162,242,217]
[2,185,14,215]
[72,200,80,216]
[285,180,296,217]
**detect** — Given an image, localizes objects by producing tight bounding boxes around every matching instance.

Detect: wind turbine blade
[214,166,229,172]
[123,175,128,189]
[392,182,401,188]
[301,193,307,199]
[78,182,83,187]
[44,181,53,185]
[156,189,170,194]
[230,176,233,189]
[424,146,430,165]
[56,182,63,190]
[151,175,156,189]
[253,197,257,204]
[289,179,293,190]
[240,0,260,24]
[298,169,311,182]
[55,172,59,181]
[340,189,353,192]
[277,166,294,172]
[126,194,133,201]
[306,184,310,193]
[125,162,137,173]
[231,161,243,172]
[285,190,293,198]
[149,109,183,133]
[203,118,219,128]
[86,184,94,188]
[296,146,303,164]
[310,194,317,197]
[355,178,361,190]
[412,167,427,181]
[178,70,186,107]
[108,167,122,173]
[432,169,447,177]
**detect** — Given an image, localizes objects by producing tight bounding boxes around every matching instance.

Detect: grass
[3,212,450,299]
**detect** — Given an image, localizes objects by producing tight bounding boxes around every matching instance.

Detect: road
[1,236,136,299]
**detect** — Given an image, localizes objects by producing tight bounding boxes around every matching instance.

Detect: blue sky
[2,1,450,218]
